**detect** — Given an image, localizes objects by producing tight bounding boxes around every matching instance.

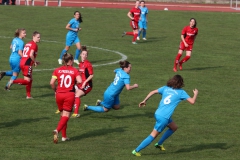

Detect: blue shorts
[66,35,80,46]
[101,92,120,109]
[9,57,21,73]
[154,115,173,132]
[138,21,147,30]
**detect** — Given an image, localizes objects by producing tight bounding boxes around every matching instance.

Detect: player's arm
[139,90,158,107]
[125,83,138,90]
[181,34,188,46]
[30,50,39,66]
[186,89,198,104]
[66,23,79,32]
[127,11,134,20]
[76,75,82,84]
[50,76,57,92]
[82,74,93,88]
[18,50,23,57]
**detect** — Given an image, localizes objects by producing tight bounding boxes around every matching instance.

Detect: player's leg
[179,48,192,70]
[173,42,185,72]
[59,36,72,64]
[112,95,120,110]
[72,89,84,117]
[142,22,147,40]
[137,21,143,40]
[74,38,81,64]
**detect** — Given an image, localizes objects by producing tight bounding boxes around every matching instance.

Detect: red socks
[126,32,134,36]
[133,33,138,42]
[61,123,67,138]
[56,116,69,133]
[74,97,81,114]
[26,80,32,97]
[180,56,191,64]
[174,53,182,67]
[13,79,30,85]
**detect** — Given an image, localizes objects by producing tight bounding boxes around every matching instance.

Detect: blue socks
[5,71,13,76]
[135,135,154,152]
[157,129,174,145]
[60,49,67,59]
[74,49,81,60]
[87,106,105,113]
[143,29,147,38]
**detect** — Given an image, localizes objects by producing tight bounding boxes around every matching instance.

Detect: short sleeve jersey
[20,40,38,66]
[181,26,198,45]
[105,68,130,97]
[10,37,24,59]
[52,66,80,93]
[155,86,190,119]
[139,6,148,22]
[67,18,80,37]
[130,7,141,22]
[78,60,93,87]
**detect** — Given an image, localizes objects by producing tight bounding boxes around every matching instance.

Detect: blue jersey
[105,68,130,97]
[10,37,24,59]
[155,86,190,119]
[139,6,148,22]
[66,18,80,38]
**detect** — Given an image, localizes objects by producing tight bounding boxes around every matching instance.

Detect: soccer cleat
[62,137,70,142]
[96,99,102,106]
[53,130,58,144]
[143,38,147,40]
[26,96,34,99]
[4,86,10,91]
[71,113,80,118]
[179,63,183,70]
[132,150,141,156]
[122,32,126,37]
[58,59,62,65]
[155,143,166,151]
[132,42,137,44]
[74,59,80,65]
[137,36,140,40]
[83,104,88,111]
[173,67,177,72]
[0,72,6,81]
[55,110,60,114]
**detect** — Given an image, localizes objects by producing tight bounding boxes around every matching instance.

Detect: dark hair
[14,28,25,37]
[74,11,83,23]
[32,31,40,36]
[63,53,73,65]
[119,60,130,69]
[190,18,197,28]
[167,75,184,89]
[81,46,88,54]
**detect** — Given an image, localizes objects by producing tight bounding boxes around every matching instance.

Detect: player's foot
[96,99,102,106]
[71,113,80,118]
[132,150,141,156]
[132,42,137,44]
[137,36,140,40]
[179,63,183,70]
[26,96,34,99]
[173,67,177,72]
[4,86,10,91]
[6,80,13,90]
[143,37,147,40]
[53,130,58,144]
[74,59,80,65]
[122,32,126,37]
[155,143,166,151]
[55,110,60,114]
[83,104,88,111]
[0,72,6,81]
[62,137,70,142]
[58,59,62,65]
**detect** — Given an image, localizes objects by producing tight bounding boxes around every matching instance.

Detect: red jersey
[181,26,198,45]
[21,40,38,66]
[52,66,80,93]
[78,60,93,87]
[130,7,141,22]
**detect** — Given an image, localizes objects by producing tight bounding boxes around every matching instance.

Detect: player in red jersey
[72,46,94,118]
[122,0,141,44]
[173,18,198,72]
[7,31,41,99]
[50,53,82,143]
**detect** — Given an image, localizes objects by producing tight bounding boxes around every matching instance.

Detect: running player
[173,18,198,72]
[83,60,138,113]
[51,53,82,143]
[122,0,141,44]
[58,11,83,65]
[7,31,41,99]
[132,75,198,156]
[137,1,148,40]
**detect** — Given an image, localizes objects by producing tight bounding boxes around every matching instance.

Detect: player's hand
[133,84,138,88]
[34,61,40,67]
[184,43,189,47]
[193,89,198,95]
[139,101,146,107]
[78,28,82,31]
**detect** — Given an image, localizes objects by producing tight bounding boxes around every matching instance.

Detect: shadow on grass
[0,117,49,128]
[175,143,230,153]
[72,127,125,141]
[137,36,166,43]
[184,66,223,71]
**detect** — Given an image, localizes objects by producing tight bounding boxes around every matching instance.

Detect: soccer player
[83,60,138,112]
[71,46,94,118]
[0,29,26,88]
[173,18,198,72]
[137,0,148,41]
[58,11,83,65]
[132,75,198,156]
[122,0,141,44]
[50,53,82,144]
[7,31,41,99]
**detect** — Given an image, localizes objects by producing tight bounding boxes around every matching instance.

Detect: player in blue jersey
[58,11,83,65]
[132,75,198,156]
[83,60,138,113]
[137,1,148,41]
[0,29,26,87]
